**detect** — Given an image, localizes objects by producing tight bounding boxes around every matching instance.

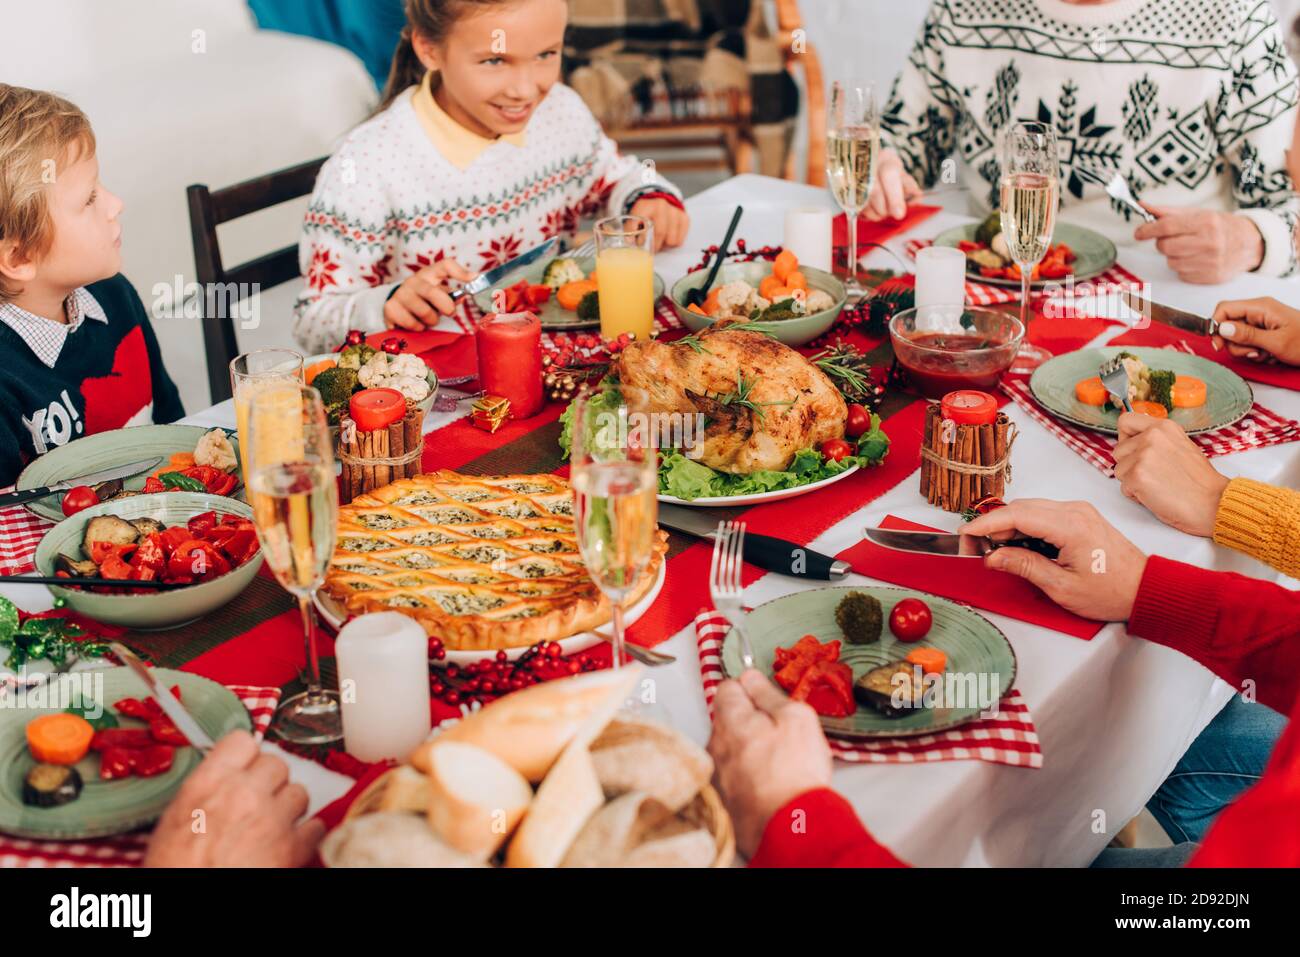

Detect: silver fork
[569,238,595,260]
[709,520,755,670]
[1099,354,1135,412]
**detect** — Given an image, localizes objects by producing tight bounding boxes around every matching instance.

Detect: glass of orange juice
[230,349,304,487]
[595,215,655,341]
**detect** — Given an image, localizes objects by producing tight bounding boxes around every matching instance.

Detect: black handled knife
[658,502,850,579]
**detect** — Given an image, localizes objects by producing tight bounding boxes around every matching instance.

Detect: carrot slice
[1171,375,1207,408]
[772,249,798,282]
[26,713,95,765]
[686,303,708,316]
[703,287,722,316]
[758,274,784,301]
[767,286,794,301]
[557,279,596,311]
[1074,377,1108,406]
[905,647,947,675]
[305,358,336,386]
[1131,400,1169,418]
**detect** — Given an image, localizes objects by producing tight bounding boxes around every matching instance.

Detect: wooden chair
[186,157,325,404]
[775,0,826,186]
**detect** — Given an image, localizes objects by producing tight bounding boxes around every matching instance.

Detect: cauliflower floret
[193,428,237,471]
[713,281,770,319]
[356,352,431,402]
[392,375,431,401]
[357,353,390,390]
[805,289,835,313]
[388,354,427,379]
[1118,354,1150,403]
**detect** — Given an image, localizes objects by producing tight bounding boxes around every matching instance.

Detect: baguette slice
[426,741,532,859]
[378,765,431,814]
[321,812,486,868]
[505,737,604,868]
[412,666,642,783]
[590,715,713,812]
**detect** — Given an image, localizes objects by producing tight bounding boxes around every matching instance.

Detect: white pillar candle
[782,207,833,273]
[914,246,968,311]
[335,612,432,763]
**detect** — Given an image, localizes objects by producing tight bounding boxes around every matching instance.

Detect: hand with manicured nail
[1210,297,1300,366]
[960,499,1147,622]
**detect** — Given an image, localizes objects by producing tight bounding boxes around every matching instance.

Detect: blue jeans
[1146,694,1285,844]
[1092,843,1199,867]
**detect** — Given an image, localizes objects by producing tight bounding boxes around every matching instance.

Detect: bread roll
[378,765,431,814]
[590,715,713,812]
[505,738,604,868]
[425,741,532,859]
[413,666,642,783]
[321,812,486,868]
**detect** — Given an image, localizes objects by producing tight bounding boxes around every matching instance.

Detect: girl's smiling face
[414,0,568,138]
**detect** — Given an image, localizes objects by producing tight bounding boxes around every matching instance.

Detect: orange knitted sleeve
[1212,477,1300,579]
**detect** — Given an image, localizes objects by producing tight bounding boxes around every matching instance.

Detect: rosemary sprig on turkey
[712,371,796,422]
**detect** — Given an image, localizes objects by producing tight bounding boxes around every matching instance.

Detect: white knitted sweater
[885,0,1300,276]
[292,82,679,353]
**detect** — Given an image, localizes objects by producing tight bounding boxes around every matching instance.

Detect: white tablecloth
[14,174,1298,862]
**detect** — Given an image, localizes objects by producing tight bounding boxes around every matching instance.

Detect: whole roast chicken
[614,322,847,473]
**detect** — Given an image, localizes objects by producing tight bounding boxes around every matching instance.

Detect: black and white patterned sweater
[883,0,1300,276]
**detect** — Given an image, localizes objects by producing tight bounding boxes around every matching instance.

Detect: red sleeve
[747,788,909,868]
[1128,556,1300,714]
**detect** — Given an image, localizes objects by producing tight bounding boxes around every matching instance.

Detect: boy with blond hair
[0,84,182,487]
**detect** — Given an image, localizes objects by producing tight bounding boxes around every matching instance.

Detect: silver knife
[1122,291,1218,338]
[1,456,163,509]
[659,502,850,579]
[109,642,216,753]
[449,237,559,303]
[863,527,1060,561]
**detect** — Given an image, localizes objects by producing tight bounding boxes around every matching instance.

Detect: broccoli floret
[577,290,600,321]
[756,298,802,322]
[543,257,585,291]
[337,343,376,370]
[313,366,359,409]
[835,591,883,644]
[1147,368,1176,411]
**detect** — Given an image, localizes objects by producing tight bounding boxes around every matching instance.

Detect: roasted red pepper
[99,747,135,780]
[142,476,165,494]
[113,697,151,719]
[99,552,134,580]
[149,718,190,747]
[186,511,218,538]
[773,635,842,693]
[132,746,175,777]
[89,541,137,565]
[182,467,237,497]
[132,534,167,574]
[91,728,155,751]
[790,660,856,718]
[166,540,228,581]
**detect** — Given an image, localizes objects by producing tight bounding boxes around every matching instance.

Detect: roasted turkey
[613,323,847,473]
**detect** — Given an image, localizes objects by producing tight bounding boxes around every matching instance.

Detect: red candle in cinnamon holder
[475,311,544,419]
[940,390,998,426]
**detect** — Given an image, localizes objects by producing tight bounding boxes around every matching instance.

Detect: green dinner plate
[1029,346,1253,435]
[15,424,242,522]
[720,586,1016,739]
[932,221,1118,288]
[0,668,251,840]
[472,255,665,330]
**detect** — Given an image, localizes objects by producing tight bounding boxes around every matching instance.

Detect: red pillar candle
[940,390,998,425]
[475,311,544,419]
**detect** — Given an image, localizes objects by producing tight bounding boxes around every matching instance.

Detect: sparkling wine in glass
[999,121,1060,374]
[230,349,304,488]
[826,80,881,297]
[245,383,342,744]
[570,394,657,672]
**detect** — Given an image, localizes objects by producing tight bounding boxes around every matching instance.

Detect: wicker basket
[339,766,736,868]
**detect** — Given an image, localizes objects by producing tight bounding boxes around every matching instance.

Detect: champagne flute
[570,392,657,672]
[245,383,342,744]
[1000,121,1060,374]
[826,79,881,297]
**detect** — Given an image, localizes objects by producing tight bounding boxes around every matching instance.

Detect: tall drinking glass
[595,215,655,342]
[569,392,657,671]
[1000,121,1060,374]
[230,349,303,487]
[826,79,880,297]
[245,384,342,744]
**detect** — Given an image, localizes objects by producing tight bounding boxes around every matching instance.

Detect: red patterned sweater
[292,79,680,354]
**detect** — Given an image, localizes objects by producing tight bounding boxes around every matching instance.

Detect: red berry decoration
[345,329,365,346]
[381,336,407,355]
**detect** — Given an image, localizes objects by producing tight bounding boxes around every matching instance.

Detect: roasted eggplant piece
[854,660,923,718]
[92,478,127,501]
[54,554,98,577]
[22,764,83,808]
[966,247,1008,271]
[129,517,166,538]
[82,515,138,554]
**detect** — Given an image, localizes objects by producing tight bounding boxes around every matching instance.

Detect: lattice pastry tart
[323,470,667,650]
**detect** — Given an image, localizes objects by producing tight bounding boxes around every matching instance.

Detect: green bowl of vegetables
[670,261,846,347]
[304,345,439,431]
[34,493,264,631]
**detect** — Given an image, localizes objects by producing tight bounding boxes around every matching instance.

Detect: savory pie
[323,470,667,650]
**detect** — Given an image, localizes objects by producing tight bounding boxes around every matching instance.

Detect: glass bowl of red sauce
[889,305,1024,399]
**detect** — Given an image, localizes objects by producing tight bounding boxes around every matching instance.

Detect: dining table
[3,172,1298,867]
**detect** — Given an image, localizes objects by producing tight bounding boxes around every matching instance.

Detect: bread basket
[339,766,736,868]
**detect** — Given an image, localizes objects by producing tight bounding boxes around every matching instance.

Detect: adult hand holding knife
[1122,291,1300,366]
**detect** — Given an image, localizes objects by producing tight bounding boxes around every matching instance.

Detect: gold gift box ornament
[469,394,511,433]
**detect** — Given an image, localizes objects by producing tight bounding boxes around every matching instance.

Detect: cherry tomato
[844,404,871,438]
[819,439,854,463]
[889,598,933,642]
[61,485,99,517]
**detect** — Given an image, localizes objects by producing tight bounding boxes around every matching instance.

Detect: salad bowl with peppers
[33,492,264,630]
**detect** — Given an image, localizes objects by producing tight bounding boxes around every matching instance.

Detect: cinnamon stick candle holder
[338,405,426,504]
[918,403,1017,513]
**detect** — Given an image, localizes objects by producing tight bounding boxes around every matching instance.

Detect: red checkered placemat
[903,239,1142,308]
[1000,376,1300,477]
[695,611,1042,768]
[0,683,281,868]
[452,294,684,348]
[0,496,53,577]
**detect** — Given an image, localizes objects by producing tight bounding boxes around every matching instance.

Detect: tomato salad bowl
[34,492,264,631]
